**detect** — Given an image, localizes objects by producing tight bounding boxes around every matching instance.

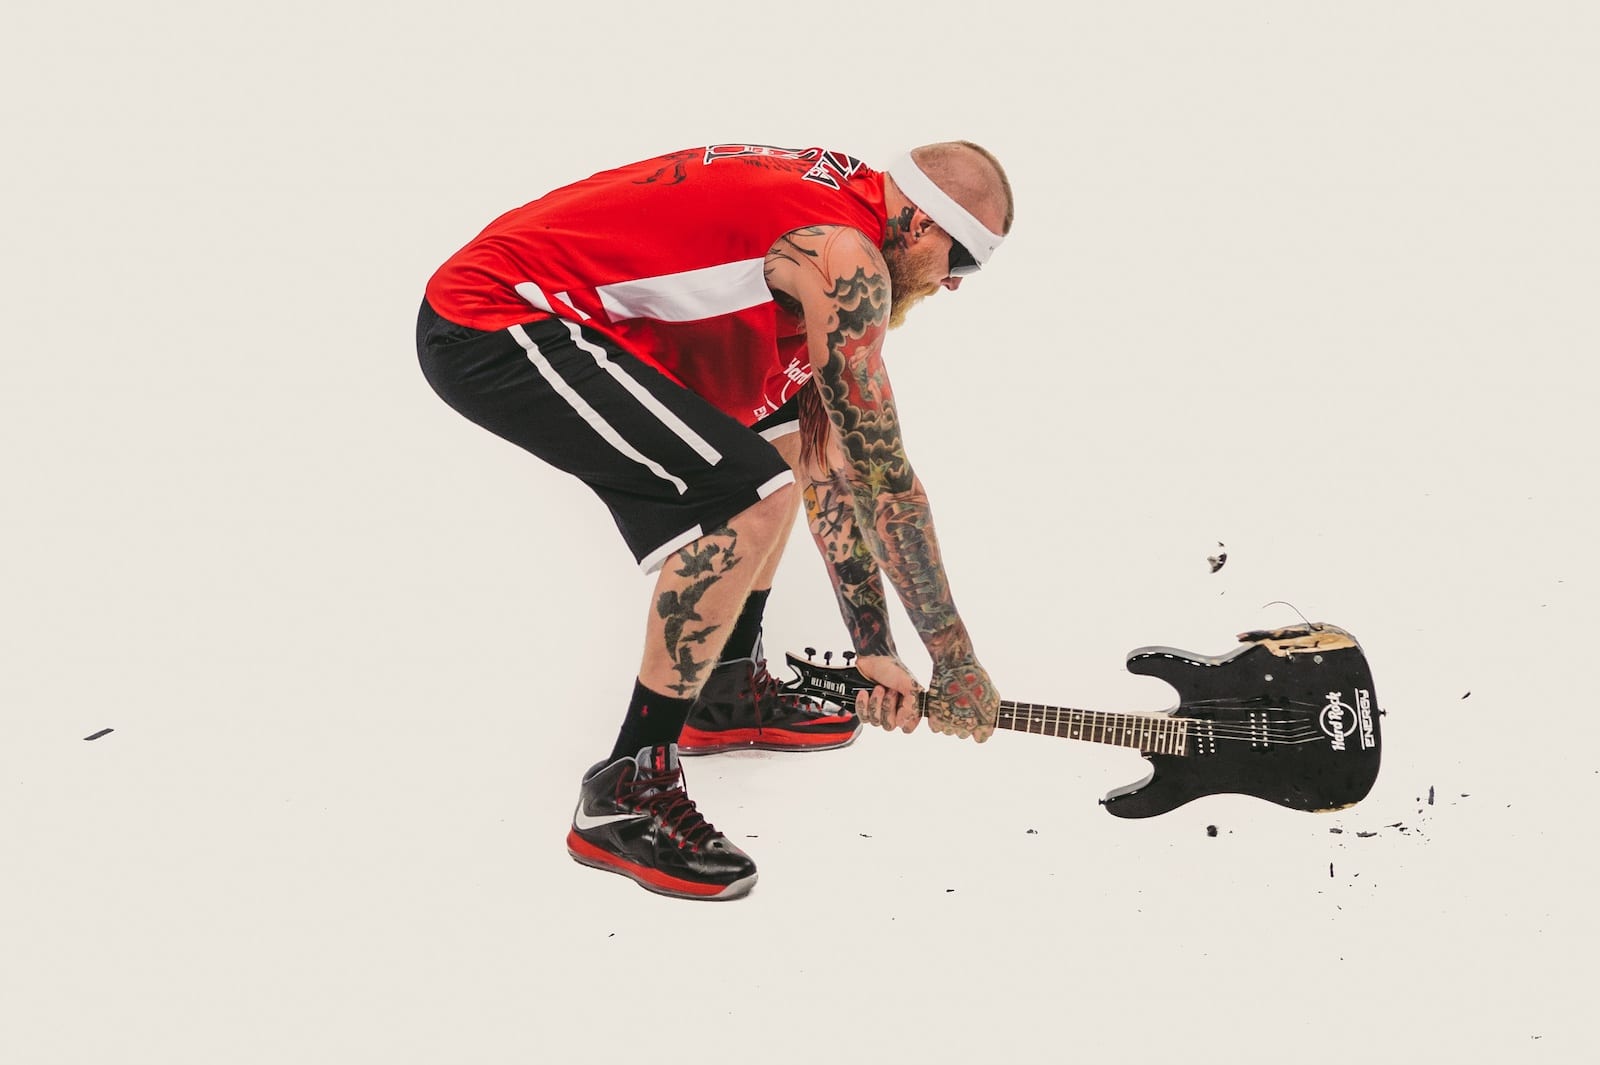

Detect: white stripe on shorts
[507,324,689,495]
[639,523,705,575]
[757,419,800,442]
[560,320,723,466]
[637,472,794,575]
[756,471,795,498]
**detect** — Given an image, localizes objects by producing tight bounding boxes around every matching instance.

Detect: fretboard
[995,701,1189,755]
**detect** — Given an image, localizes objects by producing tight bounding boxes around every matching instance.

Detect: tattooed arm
[797,420,898,659]
[765,225,996,742]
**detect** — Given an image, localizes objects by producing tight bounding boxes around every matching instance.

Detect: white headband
[885,153,1004,265]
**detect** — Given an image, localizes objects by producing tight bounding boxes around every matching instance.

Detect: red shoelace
[622,766,721,851]
[750,662,836,720]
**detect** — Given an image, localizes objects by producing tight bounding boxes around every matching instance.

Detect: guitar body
[1104,623,1383,817]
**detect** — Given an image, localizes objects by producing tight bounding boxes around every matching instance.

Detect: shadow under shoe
[566,743,756,900]
[678,656,861,755]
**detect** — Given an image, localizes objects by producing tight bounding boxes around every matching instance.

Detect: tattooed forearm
[804,234,973,664]
[655,525,740,695]
[802,473,897,658]
[770,223,997,738]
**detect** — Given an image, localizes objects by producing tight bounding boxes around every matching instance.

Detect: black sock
[609,678,696,762]
[720,588,770,663]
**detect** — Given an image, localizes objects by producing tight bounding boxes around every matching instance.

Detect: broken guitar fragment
[1208,542,1228,573]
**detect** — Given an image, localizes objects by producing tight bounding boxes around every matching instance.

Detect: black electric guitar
[783,622,1383,818]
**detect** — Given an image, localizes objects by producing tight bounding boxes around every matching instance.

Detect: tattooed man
[419,141,1012,899]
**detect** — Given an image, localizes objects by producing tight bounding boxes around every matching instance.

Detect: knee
[737,480,797,544]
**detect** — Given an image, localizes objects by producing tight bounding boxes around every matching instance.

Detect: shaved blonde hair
[909,141,1014,234]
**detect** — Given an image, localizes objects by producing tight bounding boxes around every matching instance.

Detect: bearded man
[418,140,1012,900]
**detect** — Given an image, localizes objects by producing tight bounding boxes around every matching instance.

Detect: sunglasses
[947,236,981,277]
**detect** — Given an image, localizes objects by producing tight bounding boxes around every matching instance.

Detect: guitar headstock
[782,647,872,708]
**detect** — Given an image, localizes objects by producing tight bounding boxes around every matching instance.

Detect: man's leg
[418,302,790,900]
[712,431,803,662]
[608,484,796,760]
[677,429,863,755]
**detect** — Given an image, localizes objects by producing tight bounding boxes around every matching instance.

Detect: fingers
[855,685,891,732]
[855,684,922,734]
[890,687,921,734]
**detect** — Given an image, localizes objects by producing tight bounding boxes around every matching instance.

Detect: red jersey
[426,144,888,425]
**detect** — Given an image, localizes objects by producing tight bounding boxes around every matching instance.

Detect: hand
[852,654,923,735]
[925,657,998,743]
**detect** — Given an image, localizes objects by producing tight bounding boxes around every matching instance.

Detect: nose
[941,276,964,292]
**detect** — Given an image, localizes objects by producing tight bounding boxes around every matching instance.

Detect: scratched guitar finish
[784,622,1383,817]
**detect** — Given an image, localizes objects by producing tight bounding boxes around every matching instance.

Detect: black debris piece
[1329,863,1334,878]
[859,833,872,838]
[945,888,955,893]
[1462,692,1471,699]
[1025,829,1038,835]
[83,728,113,741]
[1329,827,1344,834]
[1207,543,1228,573]
[1205,825,1218,837]
[1356,831,1378,838]
[1428,786,1435,805]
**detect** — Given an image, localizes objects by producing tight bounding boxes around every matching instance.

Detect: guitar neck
[786,653,1192,756]
[985,699,1190,756]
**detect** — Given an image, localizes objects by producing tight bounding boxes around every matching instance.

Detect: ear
[910,208,940,242]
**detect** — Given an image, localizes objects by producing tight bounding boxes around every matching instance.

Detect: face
[885,227,963,330]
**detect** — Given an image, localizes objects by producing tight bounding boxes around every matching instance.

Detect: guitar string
[998,711,1323,737]
[994,718,1328,746]
[993,705,1331,743]
[995,705,1325,737]
[802,691,1331,742]
[791,677,1358,745]
[998,719,1323,738]
[791,668,1347,717]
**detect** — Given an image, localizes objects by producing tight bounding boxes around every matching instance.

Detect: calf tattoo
[656,526,740,695]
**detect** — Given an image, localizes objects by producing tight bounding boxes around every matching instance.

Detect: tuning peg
[804,646,816,660]
[824,651,834,664]
[842,651,856,663]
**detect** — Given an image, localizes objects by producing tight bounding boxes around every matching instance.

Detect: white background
[4,2,1596,1062]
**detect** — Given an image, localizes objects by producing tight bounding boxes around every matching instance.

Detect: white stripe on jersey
[513,281,556,314]
[595,259,769,323]
[507,324,689,495]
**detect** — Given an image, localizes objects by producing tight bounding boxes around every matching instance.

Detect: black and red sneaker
[677,656,861,756]
[565,743,757,901]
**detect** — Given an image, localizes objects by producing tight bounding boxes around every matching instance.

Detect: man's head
[882,141,1014,328]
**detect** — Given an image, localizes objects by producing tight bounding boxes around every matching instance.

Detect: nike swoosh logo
[573,809,650,831]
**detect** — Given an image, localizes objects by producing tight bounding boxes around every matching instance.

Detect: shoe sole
[676,727,860,757]
[566,830,758,901]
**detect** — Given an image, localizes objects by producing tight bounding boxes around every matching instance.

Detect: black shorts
[417,299,797,572]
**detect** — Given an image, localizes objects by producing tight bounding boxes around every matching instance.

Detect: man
[418,141,1011,900]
